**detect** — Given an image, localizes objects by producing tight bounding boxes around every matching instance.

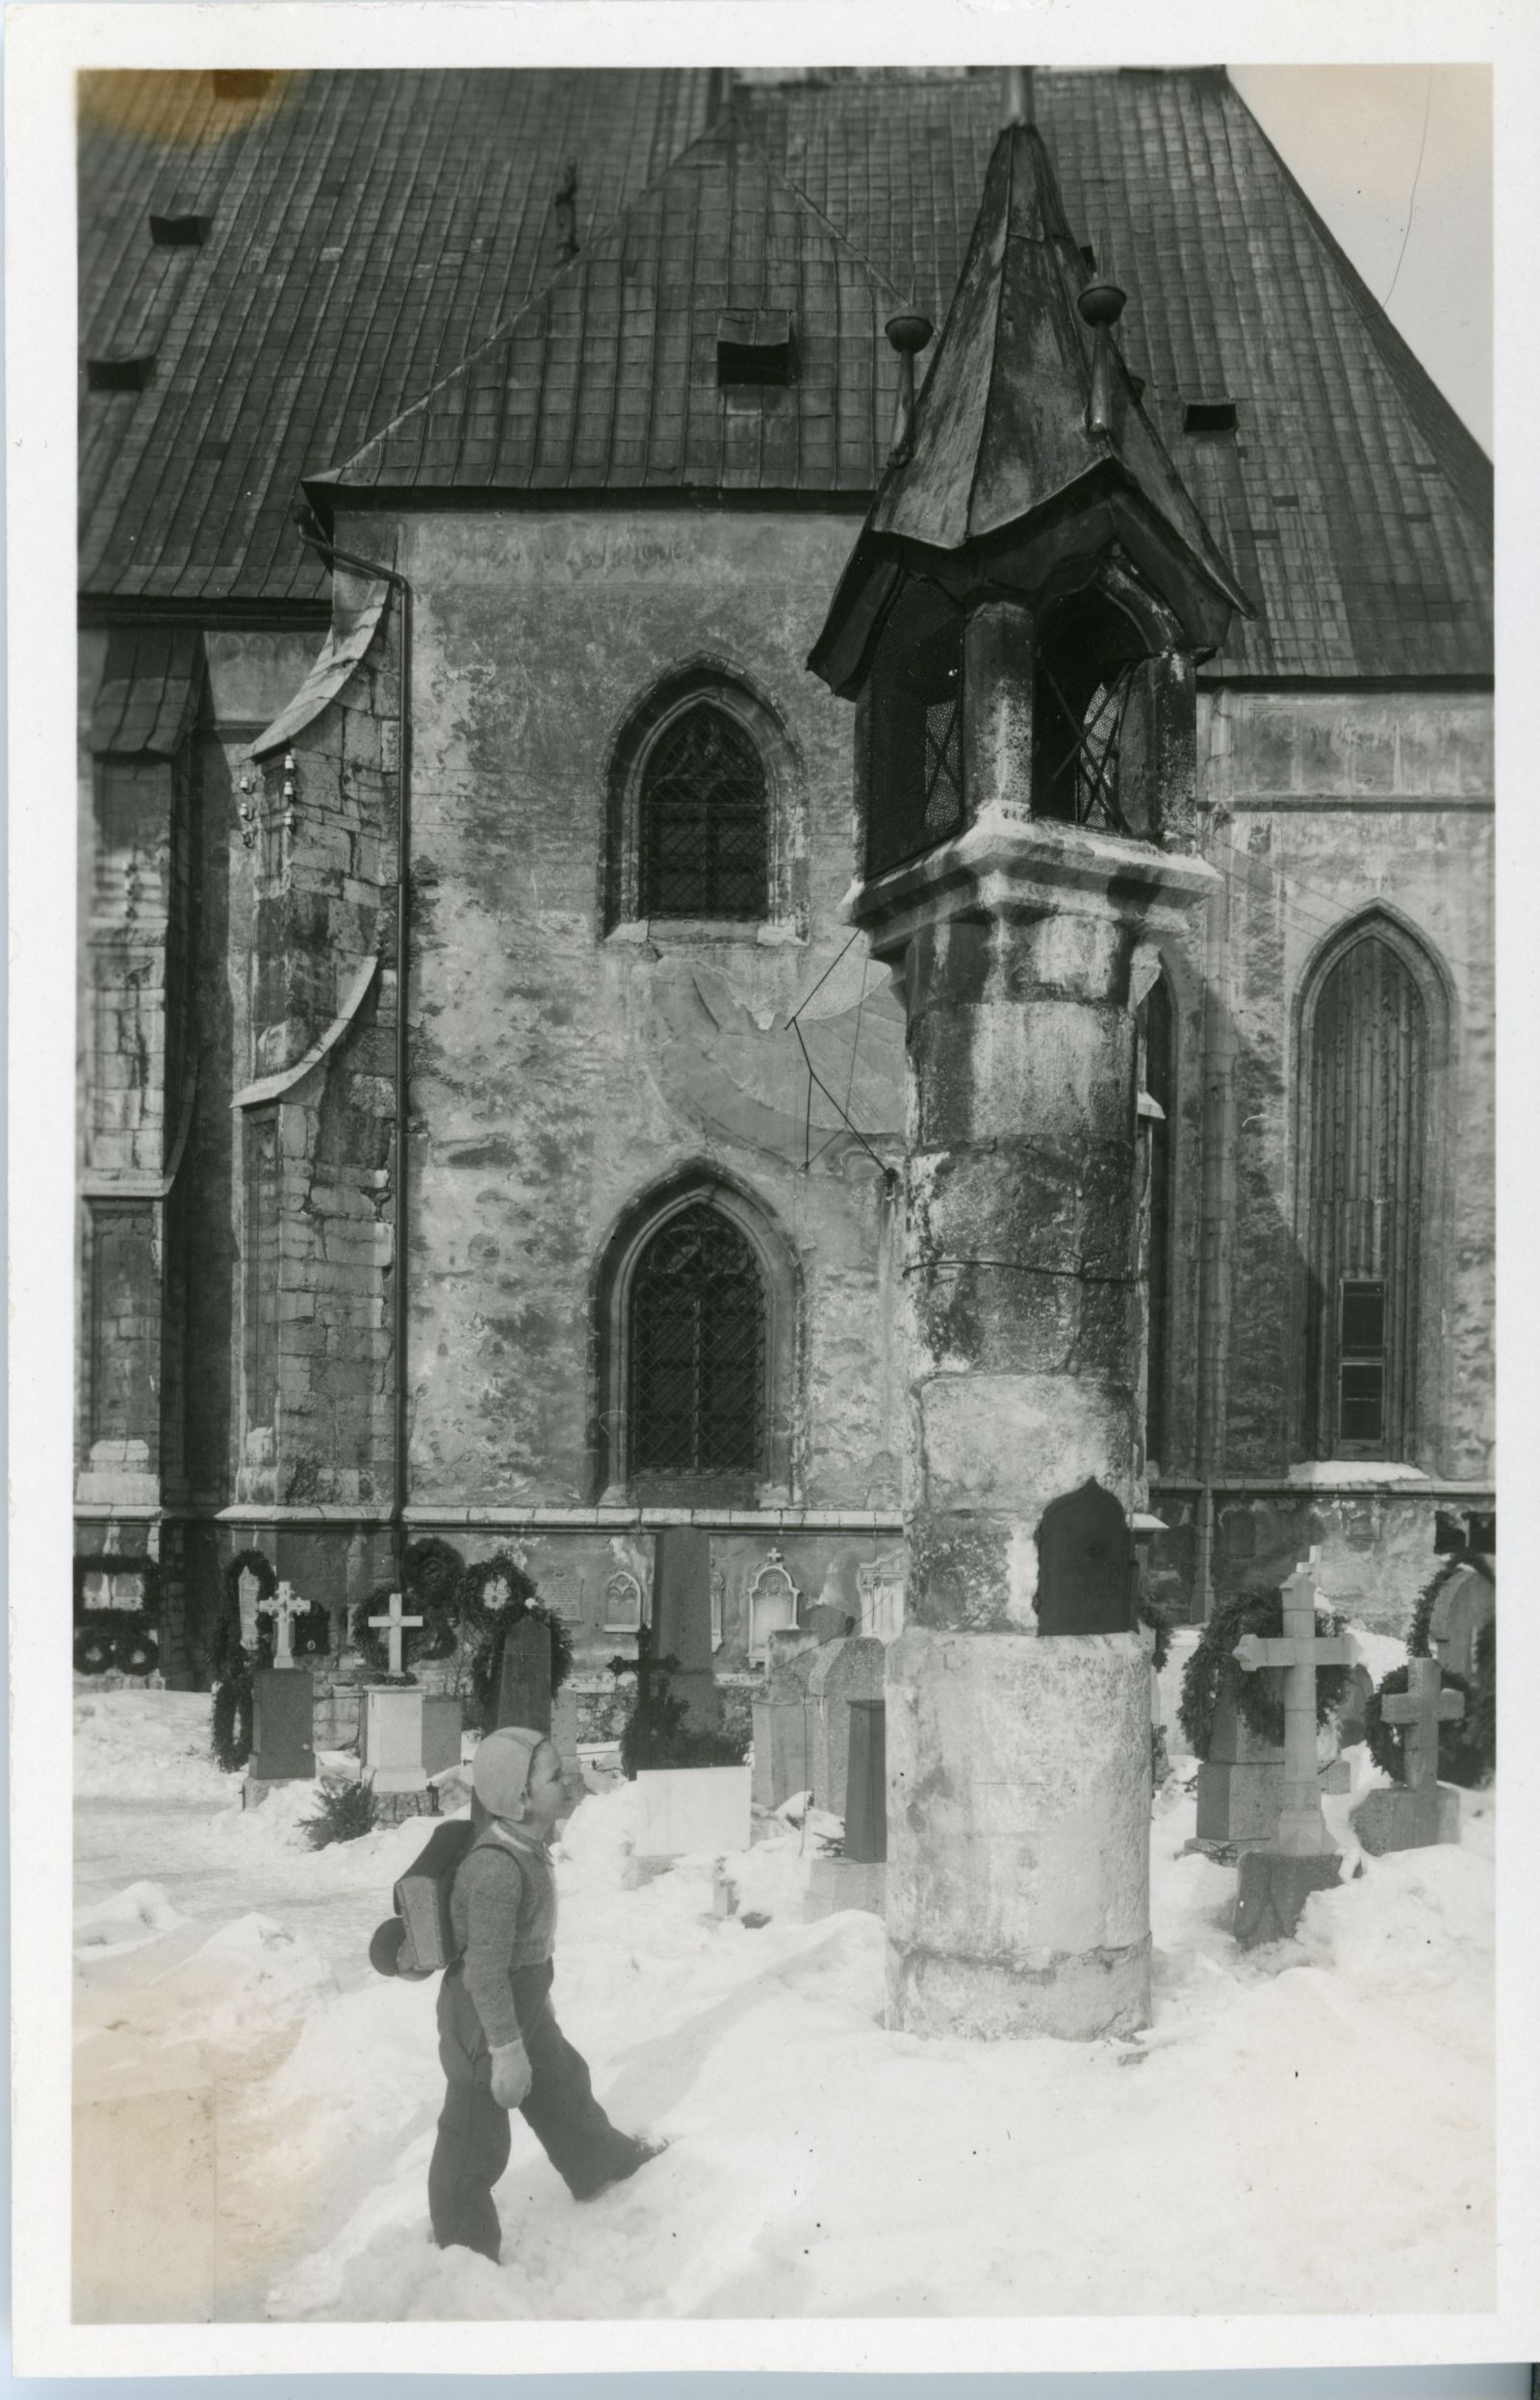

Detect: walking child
[428,1724,662,2259]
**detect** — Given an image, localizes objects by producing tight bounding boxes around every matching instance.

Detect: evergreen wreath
[348,1537,466,1673]
[467,1553,575,1728]
[72,1554,165,1678]
[212,1676,255,1774]
[1364,1660,1487,1788]
[210,1548,278,1682]
[1407,1555,1472,1661]
[1178,1586,1353,1759]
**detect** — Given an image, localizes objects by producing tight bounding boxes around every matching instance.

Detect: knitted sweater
[450,1823,557,2050]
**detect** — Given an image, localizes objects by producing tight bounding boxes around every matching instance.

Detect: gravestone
[1035,1481,1135,1637]
[751,1626,819,1809]
[1231,1554,1348,1947]
[653,1525,722,1732]
[1351,1658,1464,1855]
[845,1698,887,1865]
[749,1548,802,1662]
[807,1635,886,1818]
[1427,1563,1495,1684]
[1194,1679,1349,1852]
[495,1612,553,1737]
[249,1666,316,1786]
[369,1587,423,1677]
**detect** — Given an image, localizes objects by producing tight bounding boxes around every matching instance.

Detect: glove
[488,2040,533,2111]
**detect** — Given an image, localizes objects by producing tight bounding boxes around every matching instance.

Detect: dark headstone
[653,1525,722,1733]
[807,1602,855,1644]
[496,1613,552,1736]
[845,1699,887,1864]
[249,1667,316,1782]
[1234,1848,1340,1948]
[1034,1480,1135,1637]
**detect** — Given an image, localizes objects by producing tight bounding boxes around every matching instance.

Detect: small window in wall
[638,704,769,920]
[1338,1279,1387,1447]
[866,579,966,878]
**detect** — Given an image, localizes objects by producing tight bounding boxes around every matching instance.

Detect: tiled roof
[746,71,1492,679]
[316,125,908,499]
[79,67,1491,678]
[89,625,204,755]
[78,68,715,604]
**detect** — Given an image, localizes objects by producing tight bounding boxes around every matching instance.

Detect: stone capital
[843,813,1218,972]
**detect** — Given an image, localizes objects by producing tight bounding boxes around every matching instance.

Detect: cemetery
[70,1502,1498,2322]
[63,64,1499,2338]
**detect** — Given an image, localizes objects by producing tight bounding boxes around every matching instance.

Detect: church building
[76,66,1493,1701]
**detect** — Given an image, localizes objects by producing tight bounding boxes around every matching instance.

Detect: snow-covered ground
[73,1685,1495,2322]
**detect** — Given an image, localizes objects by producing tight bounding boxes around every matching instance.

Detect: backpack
[369,1819,477,1978]
[367,1818,526,1978]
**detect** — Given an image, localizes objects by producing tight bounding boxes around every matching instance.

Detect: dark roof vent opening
[716,309,797,388]
[1080,244,1097,271]
[212,69,273,101]
[149,212,210,247]
[1184,399,1239,435]
[87,355,155,393]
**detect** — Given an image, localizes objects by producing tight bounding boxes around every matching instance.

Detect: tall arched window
[1301,920,1435,1460]
[629,1200,766,1479]
[592,1173,799,1504]
[638,704,768,920]
[1139,972,1175,1471]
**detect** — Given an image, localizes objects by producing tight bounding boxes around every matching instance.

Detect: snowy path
[72,1689,1496,2323]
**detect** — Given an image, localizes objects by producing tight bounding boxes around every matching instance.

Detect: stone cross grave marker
[369,1589,423,1678]
[260,1581,307,1669]
[1351,1657,1465,1856]
[1232,1550,1349,1946]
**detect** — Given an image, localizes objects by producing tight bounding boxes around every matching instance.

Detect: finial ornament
[885,313,935,466]
[1078,282,1129,438]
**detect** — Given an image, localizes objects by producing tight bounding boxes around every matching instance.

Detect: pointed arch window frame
[589,1172,802,1506]
[603,665,806,940]
[1291,908,1454,1471]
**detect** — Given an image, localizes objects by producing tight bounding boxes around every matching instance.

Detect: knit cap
[473,1724,546,1821]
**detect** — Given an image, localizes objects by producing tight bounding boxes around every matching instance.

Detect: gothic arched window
[629,1200,766,1483]
[1301,920,1434,1460]
[1138,972,1175,1472]
[638,703,769,920]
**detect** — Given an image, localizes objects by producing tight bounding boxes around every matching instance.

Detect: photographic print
[19,18,1516,2361]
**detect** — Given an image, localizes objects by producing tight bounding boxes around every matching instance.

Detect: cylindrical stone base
[885,1626,1151,2041]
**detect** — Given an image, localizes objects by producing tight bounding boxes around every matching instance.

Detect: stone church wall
[336,504,908,1517]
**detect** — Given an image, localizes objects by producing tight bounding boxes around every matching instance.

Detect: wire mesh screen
[639,705,768,919]
[867,581,966,878]
[629,1202,766,1479]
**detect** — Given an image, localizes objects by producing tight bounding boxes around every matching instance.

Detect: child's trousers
[428,1959,644,2258]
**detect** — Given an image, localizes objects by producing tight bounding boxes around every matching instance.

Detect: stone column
[855,812,1215,2042]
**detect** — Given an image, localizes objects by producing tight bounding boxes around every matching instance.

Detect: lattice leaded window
[629,1202,765,1479]
[1305,931,1427,1458]
[639,705,769,919]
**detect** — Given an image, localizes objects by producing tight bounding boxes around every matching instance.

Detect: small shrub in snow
[302,1778,380,1847]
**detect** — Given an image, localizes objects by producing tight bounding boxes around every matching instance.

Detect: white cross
[1381,1656,1465,1791]
[259,1580,306,1670]
[369,1588,423,1678]
[1232,1549,1349,1858]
